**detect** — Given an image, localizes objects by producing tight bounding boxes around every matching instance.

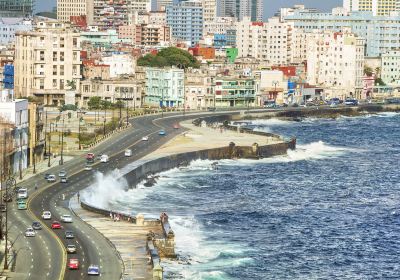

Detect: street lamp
[60,117,64,165]
[77,109,84,150]
[48,123,55,167]
[103,116,106,136]
[4,177,15,270]
[272,81,279,101]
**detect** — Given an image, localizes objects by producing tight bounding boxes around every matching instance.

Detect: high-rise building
[57,0,94,24]
[14,21,82,105]
[0,0,34,17]
[218,0,262,21]
[155,0,173,11]
[343,0,399,16]
[166,0,203,46]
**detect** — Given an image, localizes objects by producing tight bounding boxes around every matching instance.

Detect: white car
[84,164,93,171]
[142,136,149,141]
[100,155,109,163]
[87,264,100,275]
[124,149,132,157]
[61,214,73,223]
[25,227,36,237]
[47,175,56,182]
[17,188,28,199]
[59,170,67,177]
[41,211,51,220]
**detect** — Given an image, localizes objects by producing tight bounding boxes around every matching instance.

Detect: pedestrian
[77,191,80,202]
[110,212,113,220]
[62,194,65,200]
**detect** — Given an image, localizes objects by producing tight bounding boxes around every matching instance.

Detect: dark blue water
[114,113,400,279]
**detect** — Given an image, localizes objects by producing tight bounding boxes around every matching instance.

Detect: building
[381,50,400,86]
[235,18,263,59]
[218,0,236,17]
[255,70,285,104]
[284,7,400,57]
[14,21,82,105]
[82,59,110,80]
[57,0,94,24]
[306,30,365,99]
[218,0,262,21]
[135,24,171,46]
[202,0,217,33]
[102,53,135,78]
[0,18,32,45]
[166,0,203,46]
[28,102,45,168]
[93,0,129,30]
[203,17,236,37]
[154,0,173,11]
[184,69,213,109]
[343,0,398,16]
[213,77,258,107]
[145,67,184,107]
[0,0,33,18]
[0,94,28,175]
[129,0,151,13]
[189,45,215,60]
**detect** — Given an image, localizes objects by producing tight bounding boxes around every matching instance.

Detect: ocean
[87,112,400,279]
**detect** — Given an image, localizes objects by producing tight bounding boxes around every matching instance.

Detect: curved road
[9,111,235,279]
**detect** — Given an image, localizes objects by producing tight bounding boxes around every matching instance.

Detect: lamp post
[103,117,106,136]
[272,81,278,101]
[77,109,83,150]
[60,117,64,165]
[4,177,15,270]
[125,90,129,127]
[48,123,55,167]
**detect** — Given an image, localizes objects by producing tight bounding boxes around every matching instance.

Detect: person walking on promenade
[77,191,80,202]
[110,212,113,220]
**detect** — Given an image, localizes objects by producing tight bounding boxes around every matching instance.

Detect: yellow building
[344,0,398,16]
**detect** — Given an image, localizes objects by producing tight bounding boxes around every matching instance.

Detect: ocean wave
[250,118,295,126]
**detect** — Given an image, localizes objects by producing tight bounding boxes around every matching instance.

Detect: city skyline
[35,0,342,18]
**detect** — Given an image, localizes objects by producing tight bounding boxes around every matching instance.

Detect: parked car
[51,221,61,229]
[68,258,79,270]
[142,136,149,141]
[67,244,77,254]
[42,211,52,220]
[158,130,166,136]
[344,99,359,106]
[32,221,42,230]
[44,173,51,180]
[61,214,73,223]
[87,264,100,275]
[25,227,36,237]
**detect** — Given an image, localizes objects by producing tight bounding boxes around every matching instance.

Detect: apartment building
[284,7,400,57]
[235,18,263,59]
[154,0,173,11]
[381,50,400,86]
[0,0,33,17]
[145,67,184,107]
[0,18,32,45]
[343,0,399,16]
[14,21,82,105]
[135,24,171,46]
[306,31,365,98]
[213,77,258,107]
[57,0,94,24]
[166,0,203,46]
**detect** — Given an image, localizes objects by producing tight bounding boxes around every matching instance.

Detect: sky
[35,0,342,17]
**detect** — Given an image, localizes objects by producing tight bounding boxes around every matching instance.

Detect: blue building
[285,8,400,57]
[214,34,226,49]
[3,64,14,89]
[166,0,203,46]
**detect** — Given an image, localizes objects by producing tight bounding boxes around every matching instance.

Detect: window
[40,79,44,89]
[73,52,77,61]
[53,65,57,75]
[60,65,64,75]
[60,52,64,62]
[60,79,64,90]
[40,51,44,61]
[53,79,57,88]
[53,51,57,62]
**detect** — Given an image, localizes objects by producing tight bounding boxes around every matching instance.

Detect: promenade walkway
[70,196,161,280]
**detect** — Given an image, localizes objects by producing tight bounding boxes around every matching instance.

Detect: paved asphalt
[6,110,240,280]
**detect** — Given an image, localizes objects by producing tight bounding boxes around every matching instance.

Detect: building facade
[135,24,171,46]
[0,18,32,45]
[145,67,184,107]
[0,0,33,17]
[381,50,400,86]
[343,0,399,16]
[166,0,203,46]
[102,53,135,78]
[213,77,258,107]
[57,0,94,24]
[14,21,82,105]
[284,7,400,57]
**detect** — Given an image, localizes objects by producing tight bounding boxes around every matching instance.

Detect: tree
[87,96,101,123]
[364,66,373,77]
[137,47,200,68]
[66,80,76,90]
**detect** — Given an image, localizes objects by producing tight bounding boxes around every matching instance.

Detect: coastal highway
[8,110,230,280]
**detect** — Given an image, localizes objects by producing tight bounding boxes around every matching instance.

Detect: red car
[51,221,61,229]
[68,258,79,270]
[173,123,180,129]
[86,153,94,160]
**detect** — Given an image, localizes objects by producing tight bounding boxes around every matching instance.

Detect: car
[25,227,36,237]
[87,264,100,275]
[100,155,109,163]
[47,175,56,182]
[330,103,338,108]
[44,173,51,179]
[142,136,149,141]
[32,221,42,230]
[68,258,79,270]
[60,177,68,183]
[58,170,67,177]
[2,194,12,203]
[158,130,166,136]
[0,205,6,212]
[124,149,132,157]
[344,99,359,106]
[86,153,95,160]
[42,211,52,220]
[84,164,93,171]
[65,230,74,239]
[17,200,27,210]
[51,221,61,229]
[17,188,28,199]
[173,123,180,129]
[207,107,216,111]
[66,244,77,254]
[61,214,73,223]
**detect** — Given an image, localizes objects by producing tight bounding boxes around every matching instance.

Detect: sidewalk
[0,239,15,278]
[70,196,160,280]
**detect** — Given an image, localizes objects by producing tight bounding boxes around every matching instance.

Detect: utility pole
[125,90,129,127]
[78,111,81,150]
[60,117,64,165]
[4,177,15,270]
[47,124,52,167]
[161,90,164,118]
[44,111,47,156]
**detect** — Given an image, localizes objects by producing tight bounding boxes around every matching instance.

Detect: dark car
[65,231,74,239]
[344,99,359,106]
[207,107,216,111]
[32,221,42,230]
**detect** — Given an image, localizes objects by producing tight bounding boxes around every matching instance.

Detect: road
[7,110,232,280]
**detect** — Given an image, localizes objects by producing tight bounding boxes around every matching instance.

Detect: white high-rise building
[307,30,365,98]
[155,0,173,11]
[57,0,94,24]
[202,0,217,33]
[235,17,263,59]
[343,0,399,16]
[218,0,262,21]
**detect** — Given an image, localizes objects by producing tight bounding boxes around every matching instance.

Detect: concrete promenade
[70,196,162,280]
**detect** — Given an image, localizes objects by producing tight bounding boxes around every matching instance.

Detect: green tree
[88,96,101,123]
[66,80,76,90]
[137,47,200,68]
[364,66,373,77]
